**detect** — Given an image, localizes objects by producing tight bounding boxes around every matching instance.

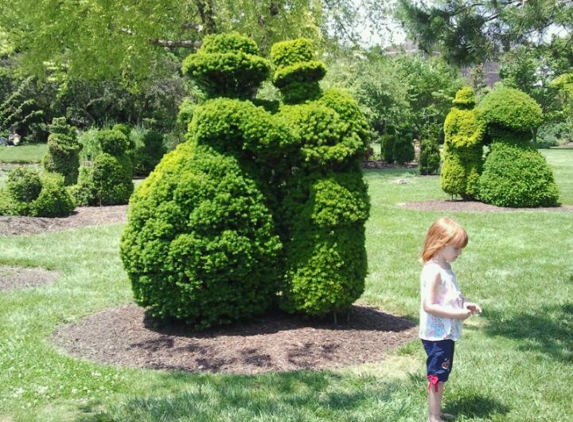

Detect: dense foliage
[441,87,485,200]
[42,117,82,185]
[121,34,370,329]
[478,143,560,207]
[0,168,75,217]
[477,86,559,207]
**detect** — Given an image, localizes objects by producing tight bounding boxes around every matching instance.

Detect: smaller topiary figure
[272,39,370,316]
[0,167,75,217]
[42,117,82,186]
[440,87,485,200]
[478,86,559,207]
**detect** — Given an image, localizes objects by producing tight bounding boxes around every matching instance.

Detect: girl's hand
[465,302,482,314]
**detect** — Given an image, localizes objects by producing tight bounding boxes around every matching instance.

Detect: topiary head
[478,86,543,143]
[452,87,476,109]
[181,33,271,100]
[271,38,326,104]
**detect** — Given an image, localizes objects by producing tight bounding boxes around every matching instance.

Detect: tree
[395,0,573,67]
[0,0,387,84]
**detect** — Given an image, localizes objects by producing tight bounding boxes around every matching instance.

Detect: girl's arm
[422,268,472,320]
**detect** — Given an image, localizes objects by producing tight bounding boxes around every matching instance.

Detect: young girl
[419,217,482,422]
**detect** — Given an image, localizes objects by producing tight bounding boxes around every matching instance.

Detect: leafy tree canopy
[0,0,392,83]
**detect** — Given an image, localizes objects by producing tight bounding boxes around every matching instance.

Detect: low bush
[0,168,75,217]
[478,143,560,207]
[419,138,441,175]
[92,153,133,205]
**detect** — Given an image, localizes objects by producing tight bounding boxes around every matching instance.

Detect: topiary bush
[478,143,559,207]
[477,86,558,207]
[418,123,442,175]
[32,172,75,217]
[91,153,133,205]
[271,38,370,316]
[181,32,271,100]
[42,117,82,186]
[121,34,370,328]
[0,168,75,217]
[419,139,441,175]
[440,87,485,200]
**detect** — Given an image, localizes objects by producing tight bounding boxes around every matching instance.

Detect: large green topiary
[121,34,370,328]
[440,87,485,200]
[477,86,558,207]
[42,117,82,186]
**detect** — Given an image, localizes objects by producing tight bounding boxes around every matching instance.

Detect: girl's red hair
[422,217,468,262]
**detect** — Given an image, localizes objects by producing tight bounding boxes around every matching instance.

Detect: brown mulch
[0,205,128,237]
[0,265,58,291]
[51,303,417,375]
[12,198,570,375]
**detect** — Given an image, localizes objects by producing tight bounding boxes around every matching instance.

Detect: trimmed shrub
[69,166,97,207]
[478,86,543,140]
[121,142,282,329]
[33,173,75,217]
[92,153,133,205]
[7,167,42,203]
[393,136,415,165]
[419,138,441,175]
[477,86,557,207]
[271,39,325,104]
[380,134,395,163]
[122,34,370,328]
[42,117,82,185]
[478,143,559,207]
[0,168,75,217]
[440,87,485,200]
[97,129,130,157]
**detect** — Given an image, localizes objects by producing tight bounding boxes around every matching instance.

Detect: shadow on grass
[484,301,573,364]
[445,392,510,420]
[74,371,407,422]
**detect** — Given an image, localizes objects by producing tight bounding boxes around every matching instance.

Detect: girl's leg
[428,381,445,422]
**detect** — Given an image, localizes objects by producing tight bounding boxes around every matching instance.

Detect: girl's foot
[441,412,455,421]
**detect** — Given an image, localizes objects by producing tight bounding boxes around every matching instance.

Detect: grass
[0,144,47,164]
[0,149,572,421]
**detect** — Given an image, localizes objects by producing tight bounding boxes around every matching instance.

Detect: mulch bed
[51,303,417,375]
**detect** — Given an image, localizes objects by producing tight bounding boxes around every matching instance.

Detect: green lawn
[0,144,47,163]
[0,149,571,421]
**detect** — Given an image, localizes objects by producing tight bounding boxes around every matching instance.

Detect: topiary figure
[272,39,370,316]
[440,87,485,200]
[42,117,82,186]
[0,168,75,217]
[477,86,559,207]
[121,33,284,329]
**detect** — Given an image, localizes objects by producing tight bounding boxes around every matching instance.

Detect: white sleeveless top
[419,262,463,341]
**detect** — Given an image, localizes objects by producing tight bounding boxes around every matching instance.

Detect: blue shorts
[422,339,455,383]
